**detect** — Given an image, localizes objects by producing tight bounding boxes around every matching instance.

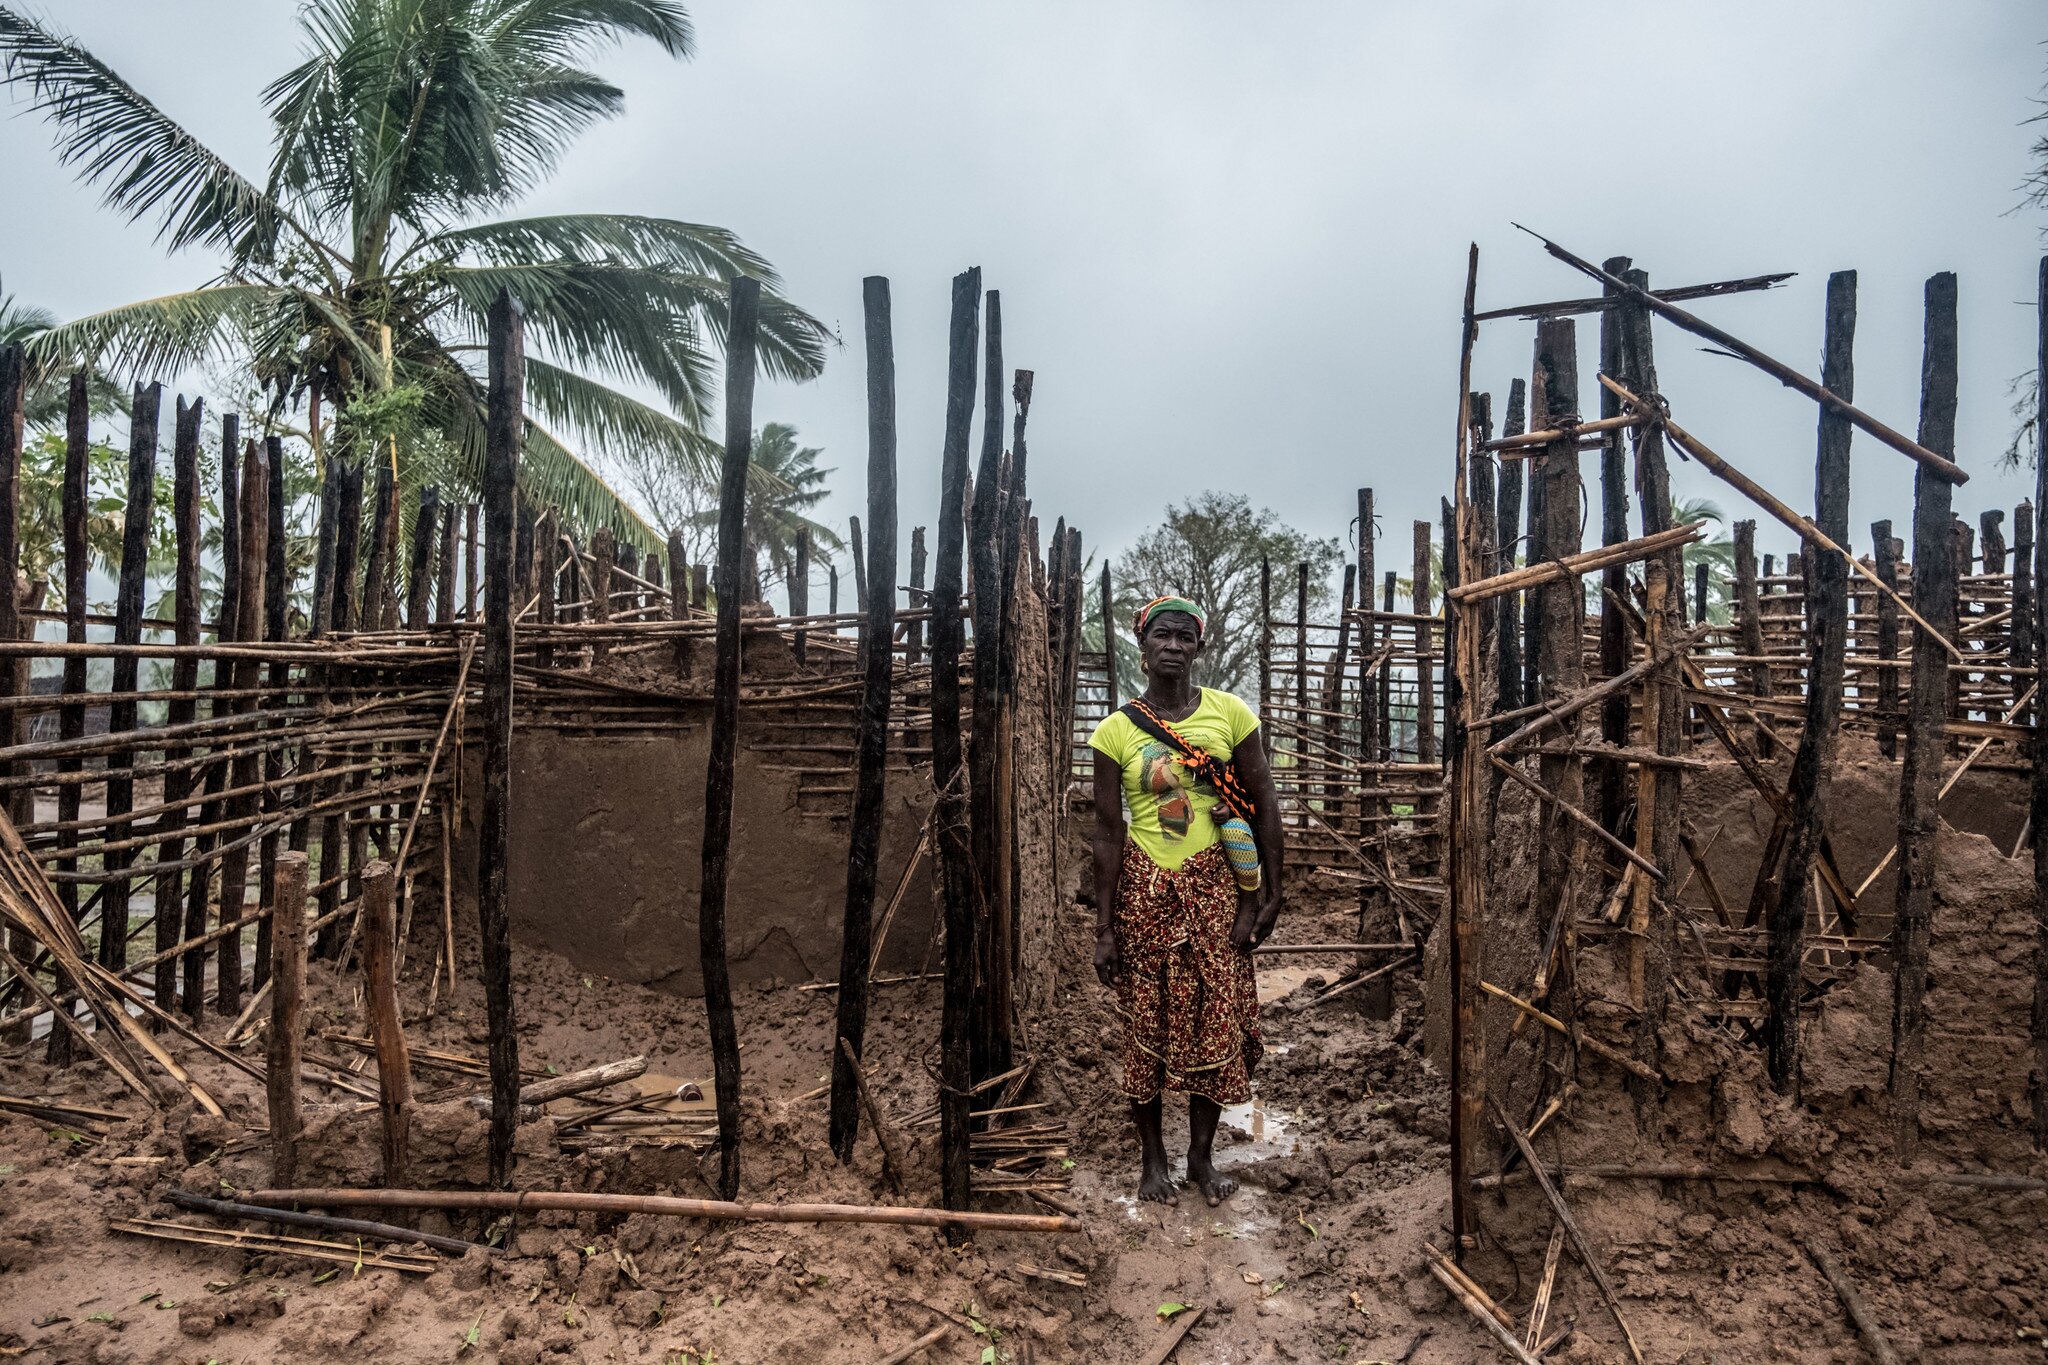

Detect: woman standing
[1090,596,1284,1206]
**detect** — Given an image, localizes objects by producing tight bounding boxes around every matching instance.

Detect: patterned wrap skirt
[1113,840,1262,1105]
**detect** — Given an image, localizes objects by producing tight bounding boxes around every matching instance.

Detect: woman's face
[1139,611,1203,681]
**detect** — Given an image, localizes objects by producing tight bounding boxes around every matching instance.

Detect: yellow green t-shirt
[1088,689,1261,871]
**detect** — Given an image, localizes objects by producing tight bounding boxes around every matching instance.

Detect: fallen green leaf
[1156,1302,1191,1322]
[1297,1211,1319,1240]
[459,1309,484,1353]
[312,1269,340,1285]
[86,1311,116,1324]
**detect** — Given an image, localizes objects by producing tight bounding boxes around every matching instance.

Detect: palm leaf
[430,213,780,285]
[22,283,277,379]
[0,7,284,256]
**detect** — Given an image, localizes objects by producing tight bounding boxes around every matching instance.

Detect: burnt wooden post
[1983,509,2013,707]
[436,498,458,627]
[1294,561,1310,768]
[463,504,480,621]
[51,377,90,1055]
[1412,522,1435,764]
[1530,318,1584,1006]
[826,564,837,617]
[1983,509,2008,575]
[1733,517,1771,752]
[907,526,928,667]
[408,486,438,630]
[1766,271,1858,1095]
[1618,265,1684,1055]
[1895,272,1960,1156]
[1356,488,1392,1017]
[267,851,309,1187]
[310,458,340,637]
[791,526,811,666]
[849,515,867,613]
[1258,557,1272,755]
[1597,256,1634,835]
[1872,520,1902,757]
[256,435,289,989]
[1522,374,1548,712]
[2017,500,2037,730]
[2034,258,2048,1149]
[1099,562,1118,711]
[932,267,982,1221]
[479,291,524,1187]
[215,438,268,1013]
[0,345,20,836]
[967,287,1011,1082]
[699,276,761,1200]
[361,860,412,1186]
[101,382,160,973]
[314,462,363,960]
[829,275,899,1163]
[187,420,243,991]
[1323,565,1356,833]
[152,394,202,1009]
[667,531,689,616]
[534,511,558,667]
[591,526,615,624]
[363,460,394,632]
[1492,379,1527,726]
[1380,571,1396,759]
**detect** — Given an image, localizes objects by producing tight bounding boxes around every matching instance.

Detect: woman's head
[1133,596,1207,680]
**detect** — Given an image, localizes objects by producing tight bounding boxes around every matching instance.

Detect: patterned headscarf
[1133,596,1207,641]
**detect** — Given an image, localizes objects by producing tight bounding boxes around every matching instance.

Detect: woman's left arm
[1231,732,1286,946]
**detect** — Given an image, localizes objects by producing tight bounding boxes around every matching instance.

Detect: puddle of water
[1218,1098,1298,1161]
[1255,963,1323,1006]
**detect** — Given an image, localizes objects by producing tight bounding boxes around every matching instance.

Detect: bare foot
[1188,1159,1237,1207]
[1138,1158,1180,1205]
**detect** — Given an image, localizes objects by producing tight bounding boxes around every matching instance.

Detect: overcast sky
[4,1,2045,606]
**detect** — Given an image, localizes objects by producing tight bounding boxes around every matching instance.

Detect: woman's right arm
[1091,750,1127,987]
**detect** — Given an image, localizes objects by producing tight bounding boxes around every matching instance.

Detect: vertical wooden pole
[1872,520,1902,758]
[700,276,760,1200]
[361,860,412,1187]
[0,345,21,838]
[2033,258,2048,1149]
[1896,272,1961,1157]
[1380,571,1396,760]
[1767,271,1857,1095]
[463,504,480,622]
[50,375,89,1055]
[2015,500,2036,730]
[256,436,288,990]
[1597,257,1634,836]
[1100,563,1118,712]
[1492,379,1526,725]
[187,419,242,989]
[1413,523,1435,765]
[667,531,689,617]
[310,457,340,637]
[1258,557,1272,755]
[267,851,309,1187]
[1294,562,1310,767]
[933,267,982,1221]
[409,486,439,630]
[313,462,362,960]
[1522,372,1548,714]
[436,498,458,627]
[791,527,811,665]
[480,291,524,1187]
[215,438,267,1013]
[534,511,557,668]
[1529,317,1584,1036]
[967,288,1009,1083]
[1356,488,1391,1018]
[830,275,899,1163]
[363,461,394,633]
[906,526,928,668]
[1694,562,1709,631]
[1445,243,1482,1248]
[101,382,159,973]
[1617,266,1684,1059]
[849,516,868,614]
[827,564,837,618]
[591,527,615,624]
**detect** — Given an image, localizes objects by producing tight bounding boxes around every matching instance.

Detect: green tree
[1091,491,1342,699]
[687,422,841,601]
[0,1,829,550]
[1674,495,1736,624]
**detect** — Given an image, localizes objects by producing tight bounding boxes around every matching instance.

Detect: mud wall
[460,708,935,996]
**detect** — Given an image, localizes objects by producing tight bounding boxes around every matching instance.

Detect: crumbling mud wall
[460,710,936,996]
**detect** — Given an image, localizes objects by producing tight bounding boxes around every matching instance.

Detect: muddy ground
[4,784,2047,1362]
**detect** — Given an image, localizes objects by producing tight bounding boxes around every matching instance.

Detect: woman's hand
[1094,923,1122,988]
[1232,883,1282,951]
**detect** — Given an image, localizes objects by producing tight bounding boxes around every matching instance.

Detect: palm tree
[0,279,125,427]
[1674,495,1736,623]
[690,422,841,601]
[0,1,829,550]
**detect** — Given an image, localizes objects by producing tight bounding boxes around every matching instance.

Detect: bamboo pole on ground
[829,276,899,1164]
[479,291,524,1187]
[698,276,761,1200]
[932,267,982,1224]
[1892,272,1958,1158]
